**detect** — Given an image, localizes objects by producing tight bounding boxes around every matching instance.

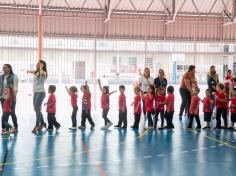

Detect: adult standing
[138,68,154,118]
[27,60,48,133]
[207,65,219,93]
[0,64,19,133]
[154,69,168,92]
[179,65,197,119]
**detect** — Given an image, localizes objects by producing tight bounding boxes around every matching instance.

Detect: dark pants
[2,112,12,130]
[155,110,164,127]
[141,91,147,116]
[81,110,95,127]
[133,113,141,128]
[179,88,191,117]
[47,113,60,129]
[188,114,201,128]
[1,98,18,129]
[33,92,46,127]
[216,108,228,128]
[165,111,174,128]
[102,109,111,125]
[117,110,127,127]
[147,112,153,127]
[71,106,78,127]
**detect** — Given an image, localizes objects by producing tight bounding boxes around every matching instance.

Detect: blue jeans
[33,92,46,127]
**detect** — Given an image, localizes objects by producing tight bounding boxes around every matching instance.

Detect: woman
[27,60,48,133]
[179,65,197,119]
[138,68,154,119]
[154,69,168,92]
[207,65,219,93]
[0,64,19,133]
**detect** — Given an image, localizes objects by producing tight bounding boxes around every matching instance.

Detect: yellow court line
[184,128,236,150]
[0,130,148,167]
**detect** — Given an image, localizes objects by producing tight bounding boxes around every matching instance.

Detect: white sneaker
[106,122,113,128]
[101,125,108,130]
[69,127,77,130]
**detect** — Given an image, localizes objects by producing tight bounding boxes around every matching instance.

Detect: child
[1,87,13,135]
[78,82,95,129]
[155,88,166,128]
[141,85,155,129]
[65,86,78,130]
[45,85,61,131]
[98,79,116,130]
[229,88,236,129]
[131,87,142,129]
[214,83,228,129]
[164,86,175,129]
[188,87,201,129]
[114,85,127,128]
[202,89,214,129]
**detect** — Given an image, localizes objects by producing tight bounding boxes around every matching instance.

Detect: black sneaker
[114,125,121,128]
[121,126,127,129]
[196,126,201,130]
[202,126,209,129]
[56,125,61,131]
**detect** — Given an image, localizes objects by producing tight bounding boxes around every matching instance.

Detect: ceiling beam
[160,0,172,18]
[223,0,236,25]
[166,0,187,24]
[191,0,200,15]
[104,0,112,22]
[129,0,137,11]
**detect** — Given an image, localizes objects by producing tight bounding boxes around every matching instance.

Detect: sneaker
[46,128,53,131]
[131,126,139,129]
[32,126,39,133]
[202,126,209,129]
[145,126,154,130]
[69,127,77,130]
[106,122,113,129]
[101,125,108,130]
[56,125,61,131]
[195,126,201,130]
[90,125,95,130]
[121,126,127,129]
[2,130,10,135]
[39,123,47,131]
[179,116,182,120]
[214,126,221,130]
[78,126,86,129]
[114,125,121,128]
[11,128,18,134]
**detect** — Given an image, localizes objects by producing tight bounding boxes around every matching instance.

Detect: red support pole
[38,0,43,61]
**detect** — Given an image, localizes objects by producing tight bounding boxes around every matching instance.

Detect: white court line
[143,156,153,159]
[201,148,208,150]
[37,166,48,168]
[191,149,198,152]
[210,146,216,148]
[181,151,188,153]
[156,154,165,157]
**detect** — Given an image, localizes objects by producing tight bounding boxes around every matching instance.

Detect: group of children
[2,79,236,135]
[188,83,236,130]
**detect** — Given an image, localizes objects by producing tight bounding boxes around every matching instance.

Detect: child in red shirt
[78,82,95,130]
[214,83,228,129]
[65,85,78,130]
[155,88,166,128]
[188,87,201,129]
[131,87,142,129]
[141,85,155,130]
[164,86,175,129]
[44,85,61,131]
[114,85,127,128]
[202,89,214,129]
[98,79,116,130]
[1,87,13,135]
[229,88,236,129]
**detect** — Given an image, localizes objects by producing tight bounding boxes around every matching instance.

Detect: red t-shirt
[101,94,109,110]
[82,92,91,110]
[155,94,166,112]
[189,95,200,115]
[3,96,12,113]
[225,75,232,86]
[215,91,228,109]
[203,97,212,113]
[71,93,77,107]
[134,95,142,114]
[230,97,236,114]
[144,93,154,113]
[166,93,174,112]
[119,94,127,111]
[46,93,56,113]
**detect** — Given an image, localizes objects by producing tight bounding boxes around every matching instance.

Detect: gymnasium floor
[1,115,236,176]
[1,85,236,176]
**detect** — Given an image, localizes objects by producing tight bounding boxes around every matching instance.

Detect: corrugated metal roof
[0,0,235,17]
